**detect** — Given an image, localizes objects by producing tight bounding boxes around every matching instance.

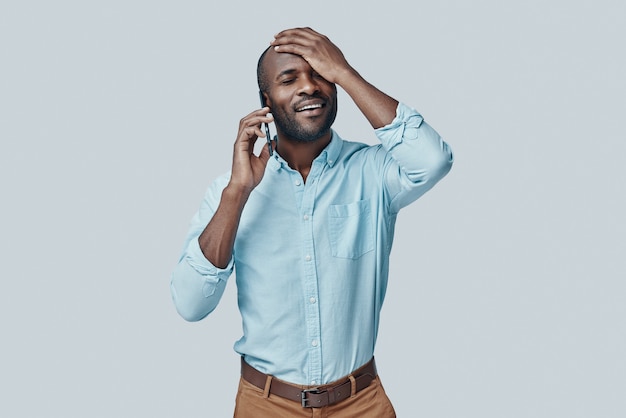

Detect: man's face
[262,50,337,143]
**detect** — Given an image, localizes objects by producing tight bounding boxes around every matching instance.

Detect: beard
[271,95,337,143]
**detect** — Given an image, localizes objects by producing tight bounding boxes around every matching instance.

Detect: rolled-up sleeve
[376,102,454,212]
[170,175,234,322]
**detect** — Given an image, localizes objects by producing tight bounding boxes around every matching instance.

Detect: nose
[297,74,320,96]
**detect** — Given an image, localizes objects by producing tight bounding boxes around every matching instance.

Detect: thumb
[258,138,276,163]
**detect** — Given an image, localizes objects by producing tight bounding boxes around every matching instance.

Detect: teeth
[297,104,323,111]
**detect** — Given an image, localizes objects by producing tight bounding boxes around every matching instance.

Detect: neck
[275,131,332,182]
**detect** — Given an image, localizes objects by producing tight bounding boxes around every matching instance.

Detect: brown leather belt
[241,357,378,408]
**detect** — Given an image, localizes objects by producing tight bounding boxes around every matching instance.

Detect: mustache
[293,94,327,108]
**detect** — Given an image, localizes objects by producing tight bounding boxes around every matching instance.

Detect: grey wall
[1,0,624,416]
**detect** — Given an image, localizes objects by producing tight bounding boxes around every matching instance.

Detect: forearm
[338,67,453,192]
[171,176,239,322]
[336,67,399,129]
[198,185,250,268]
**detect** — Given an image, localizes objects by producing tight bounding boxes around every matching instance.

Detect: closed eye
[312,72,330,84]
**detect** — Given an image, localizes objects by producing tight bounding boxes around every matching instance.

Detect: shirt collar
[267,130,343,171]
[320,130,342,168]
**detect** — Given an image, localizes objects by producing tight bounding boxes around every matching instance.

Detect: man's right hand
[228,107,274,195]
[198,107,274,268]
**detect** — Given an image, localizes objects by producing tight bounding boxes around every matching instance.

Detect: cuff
[375,102,425,150]
[184,236,234,296]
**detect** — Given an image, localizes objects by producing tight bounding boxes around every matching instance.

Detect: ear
[261,91,272,110]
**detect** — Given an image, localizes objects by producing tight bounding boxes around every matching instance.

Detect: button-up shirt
[171,102,453,385]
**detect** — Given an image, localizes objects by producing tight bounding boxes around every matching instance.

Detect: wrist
[223,182,253,203]
[333,65,360,87]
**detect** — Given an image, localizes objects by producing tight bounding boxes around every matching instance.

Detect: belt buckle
[301,387,325,408]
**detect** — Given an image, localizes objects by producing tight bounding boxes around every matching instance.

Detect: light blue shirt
[171,102,453,385]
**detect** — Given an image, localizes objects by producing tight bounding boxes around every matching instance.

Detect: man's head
[257,47,337,143]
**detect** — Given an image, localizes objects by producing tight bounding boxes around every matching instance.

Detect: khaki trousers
[233,375,396,417]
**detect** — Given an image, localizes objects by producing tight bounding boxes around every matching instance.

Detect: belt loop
[263,375,273,399]
[349,375,357,398]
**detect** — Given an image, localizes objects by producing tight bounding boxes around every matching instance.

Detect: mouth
[295,99,326,114]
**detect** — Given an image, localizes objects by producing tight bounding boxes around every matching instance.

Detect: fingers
[257,136,275,163]
[270,27,349,83]
[272,27,321,47]
[229,108,275,191]
[271,27,325,56]
[237,108,273,143]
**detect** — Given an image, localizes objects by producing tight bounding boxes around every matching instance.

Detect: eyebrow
[275,69,297,80]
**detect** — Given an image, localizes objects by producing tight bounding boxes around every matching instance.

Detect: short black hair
[256,45,272,93]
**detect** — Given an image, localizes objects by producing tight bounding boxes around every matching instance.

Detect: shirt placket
[296,160,324,386]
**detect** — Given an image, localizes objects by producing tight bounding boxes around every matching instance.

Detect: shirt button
[295,179,302,186]
[311,340,318,347]
[328,160,333,165]
[305,255,311,261]
[309,297,316,304]
[311,380,317,385]
[303,214,309,221]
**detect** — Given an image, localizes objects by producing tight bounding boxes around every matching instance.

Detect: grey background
[1,0,624,417]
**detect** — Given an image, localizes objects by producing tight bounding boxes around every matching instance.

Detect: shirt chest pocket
[327,199,374,259]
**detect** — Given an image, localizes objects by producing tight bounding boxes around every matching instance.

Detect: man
[171,27,453,417]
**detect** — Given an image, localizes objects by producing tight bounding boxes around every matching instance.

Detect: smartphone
[259,91,273,156]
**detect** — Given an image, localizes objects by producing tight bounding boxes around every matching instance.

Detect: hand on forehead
[269,27,349,85]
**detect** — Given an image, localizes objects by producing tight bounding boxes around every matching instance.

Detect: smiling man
[171,27,453,417]
[261,49,338,144]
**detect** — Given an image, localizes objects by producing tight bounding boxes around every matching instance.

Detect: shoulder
[332,131,376,159]
[336,137,386,166]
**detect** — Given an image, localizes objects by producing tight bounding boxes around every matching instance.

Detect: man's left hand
[270,27,354,85]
